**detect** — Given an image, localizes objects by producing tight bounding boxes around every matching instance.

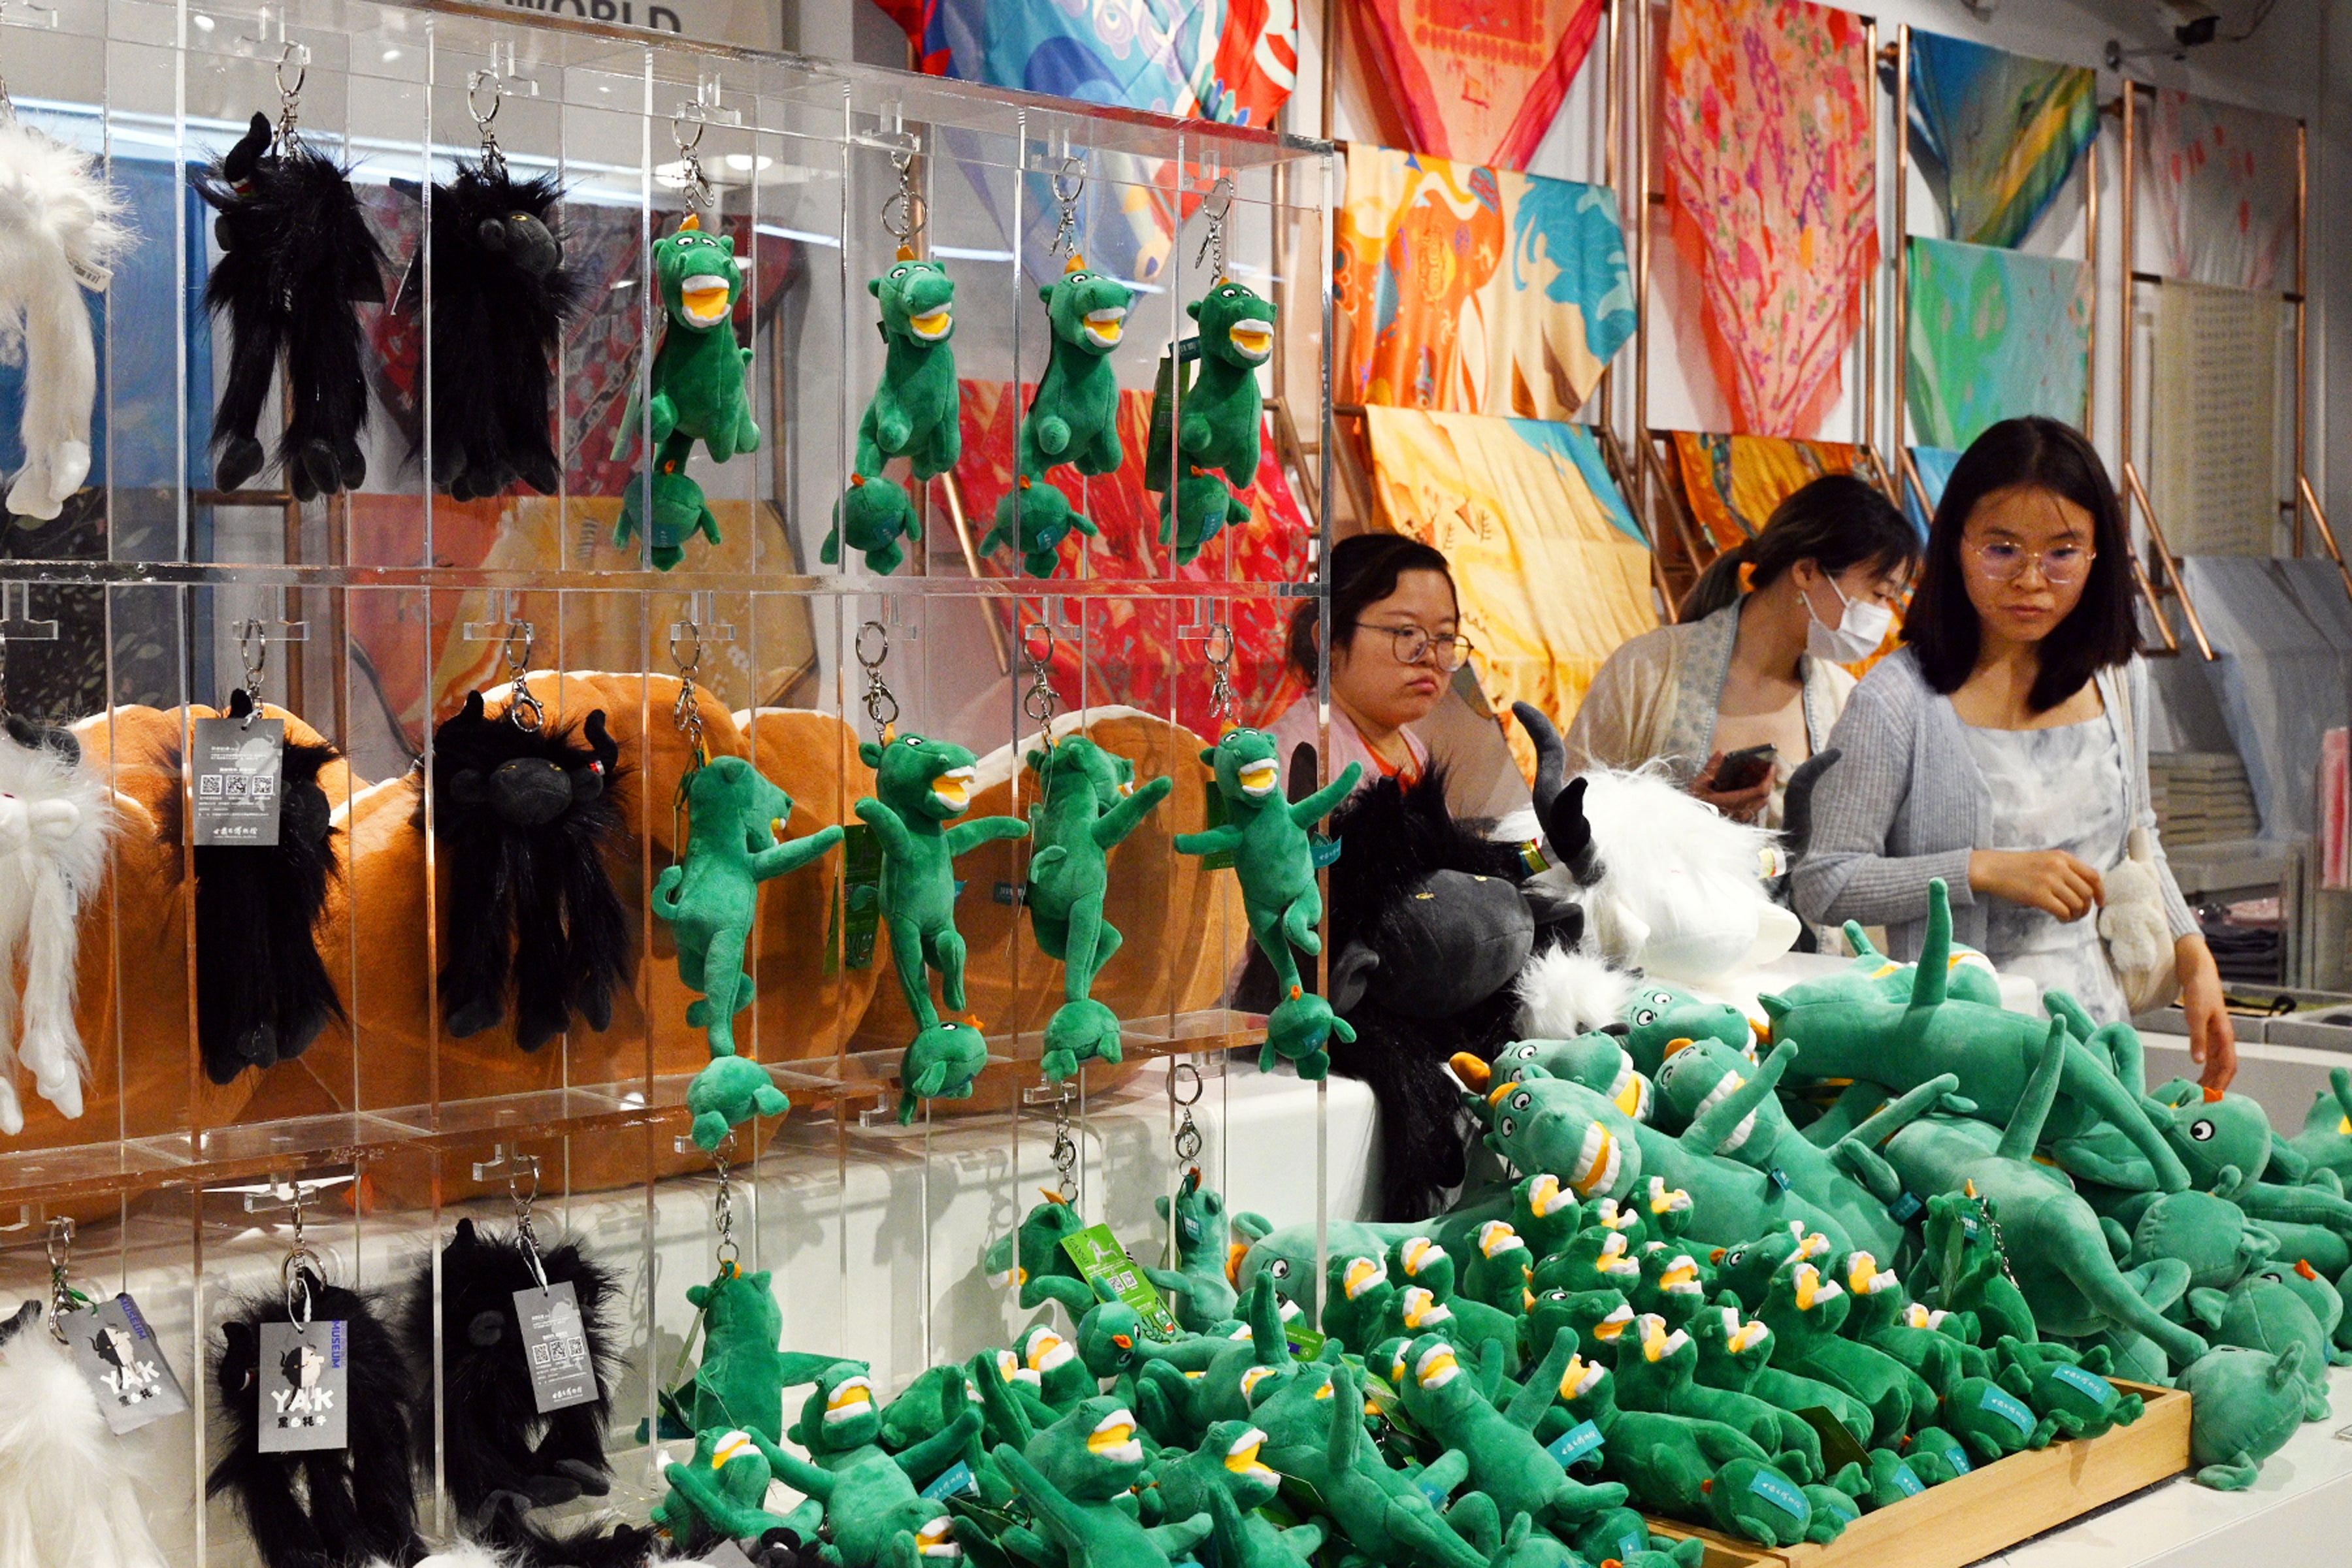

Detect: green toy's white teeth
[1227,322,1272,361]
[931,766,975,811]
[1727,1319,1770,1354]
[1086,1409,1142,1462]
[711,1429,757,1469]
[823,1377,875,1422]
[1224,1428,1275,1481]
[1082,306,1127,347]
[1025,1330,1076,1372]
[1659,1256,1701,1294]
[1478,1220,1524,1259]
[1343,1256,1387,1299]
[1237,759,1279,796]
[1528,1173,1576,1216]
[1559,1356,1606,1399]
[909,308,952,340]
[916,1518,960,1557]
[680,273,731,324]
[1414,1342,1461,1389]
[1401,1286,1453,1329]
[1569,1122,1621,1196]
[1591,1303,1634,1339]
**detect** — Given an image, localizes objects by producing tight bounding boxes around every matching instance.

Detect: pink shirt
[1267,697,1429,796]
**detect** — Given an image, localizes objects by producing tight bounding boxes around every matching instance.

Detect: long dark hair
[1902,416,2136,713]
[1287,532,1457,678]
[1678,473,1918,621]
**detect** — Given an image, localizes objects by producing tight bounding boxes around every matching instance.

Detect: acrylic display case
[0,2,1344,1559]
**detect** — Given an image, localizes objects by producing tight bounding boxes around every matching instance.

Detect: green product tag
[1617,1535,1646,1564]
[1976,1384,2036,1436]
[1940,1441,1972,1475]
[1544,1419,1605,1469]
[1887,1460,1924,1497]
[2049,1364,2117,1405]
[1794,1406,1871,1475]
[1888,1190,1924,1223]
[1198,789,1235,871]
[1746,1466,1808,1520]
[840,823,883,970]
[922,1460,978,1499]
[1284,1322,1327,1360]
[1309,832,1341,870]
[1414,1470,1454,1507]
[1060,1224,1181,1337]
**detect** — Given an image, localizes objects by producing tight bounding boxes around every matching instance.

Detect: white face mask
[1803,576,1895,663]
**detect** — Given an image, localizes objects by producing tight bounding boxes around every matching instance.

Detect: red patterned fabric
[1353,0,1607,172]
[951,380,1311,737]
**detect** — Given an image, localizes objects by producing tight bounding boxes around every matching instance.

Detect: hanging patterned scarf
[1905,31,2098,251]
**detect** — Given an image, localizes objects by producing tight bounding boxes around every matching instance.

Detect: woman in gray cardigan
[1794,417,2235,1089]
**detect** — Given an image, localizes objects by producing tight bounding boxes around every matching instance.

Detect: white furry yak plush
[1515,943,1639,1039]
[1556,766,1800,986]
[0,728,112,1132]
[0,1299,169,1568]
[0,117,128,520]
[363,1548,506,1568]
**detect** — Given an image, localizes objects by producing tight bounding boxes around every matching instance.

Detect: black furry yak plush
[395,164,586,500]
[197,112,387,500]
[397,1218,625,1531]
[1233,748,1572,1220]
[425,691,630,1051]
[175,690,344,1085]
[209,1268,423,1568]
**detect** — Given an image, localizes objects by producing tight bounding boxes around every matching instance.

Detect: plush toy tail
[18,849,88,1117]
[0,1301,171,1568]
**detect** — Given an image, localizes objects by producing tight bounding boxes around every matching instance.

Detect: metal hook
[1192,176,1234,280]
[883,145,924,249]
[857,620,900,740]
[1049,155,1086,259]
[466,68,508,179]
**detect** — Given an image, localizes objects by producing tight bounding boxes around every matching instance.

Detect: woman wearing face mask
[1795,417,2235,1089]
[1567,474,1918,826]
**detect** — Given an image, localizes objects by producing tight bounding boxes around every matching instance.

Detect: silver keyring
[672,115,705,155]
[466,70,502,131]
[1171,1060,1203,1107]
[855,620,890,671]
[274,42,306,102]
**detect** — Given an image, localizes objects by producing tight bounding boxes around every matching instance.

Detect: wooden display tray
[1644,1381,2189,1568]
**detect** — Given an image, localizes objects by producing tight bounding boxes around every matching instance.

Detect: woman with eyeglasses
[1567,472,1919,828]
[1796,416,2236,1089]
[1271,533,1474,793]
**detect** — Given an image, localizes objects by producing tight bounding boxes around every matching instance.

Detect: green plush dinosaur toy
[1856,1448,1928,1511]
[1160,470,1253,568]
[1627,1244,1710,1332]
[990,1399,1213,1568]
[2261,1258,2352,1365]
[1321,1253,1401,1354]
[1151,1422,1322,1568]
[1915,1192,2038,1349]
[1245,1360,1490,1568]
[655,1428,802,1553]
[1687,1303,1872,1450]
[1707,1224,1831,1313]
[1462,1220,1536,1316]
[1759,880,2191,1192]
[1174,727,1362,1077]
[1939,1375,2059,1462]
[1549,1350,1816,1545]
[1473,1066,1858,1254]
[676,1264,793,1442]
[1899,1425,1973,1484]
[1012,1320,1101,1414]
[1177,279,1274,488]
[1140,1168,1240,1333]
[1610,1312,1823,1481]
[1512,1173,1585,1259]
[857,255,961,479]
[1523,1288,1634,1380]
[1848,1024,2212,1367]
[1991,1335,2146,1438]
[1488,1033,1654,1124]
[826,472,921,577]
[654,756,845,1146]
[1021,736,1173,1081]
[2184,1275,2332,1416]
[1134,1275,1294,1445]
[1531,1226,1644,1296]
[981,476,1103,580]
[759,1359,979,1568]
[1389,1331,1631,1535]
[985,1190,1101,1317]
[2287,1067,2352,1183]
[613,214,759,569]
[1616,983,1757,1080]
[1655,1037,1955,1261]
[2177,1342,2310,1489]
[1752,1262,1935,1446]
[1833,1249,1982,1394]
[855,732,1030,1120]
[879,1363,985,1453]
[1386,1236,1522,1361]
[1021,260,1132,479]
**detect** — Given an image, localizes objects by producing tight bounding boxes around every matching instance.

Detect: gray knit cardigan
[1791,646,2197,962]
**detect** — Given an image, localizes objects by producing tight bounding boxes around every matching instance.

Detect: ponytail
[1671,474,1917,625]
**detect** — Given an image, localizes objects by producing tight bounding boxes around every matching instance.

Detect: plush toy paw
[214,433,268,495]
[898,1019,990,1123]
[687,1052,791,1150]
[1159,471,1249,566]
[615,468,718,571]
[1041,998,1123,1083]
[1261,991,1348,1081]
[987,483,1090,578]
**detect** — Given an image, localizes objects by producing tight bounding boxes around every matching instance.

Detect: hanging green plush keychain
[651,632,843,1149]
[1175,727,1360,1078]
[1147,178,1274,566]
[981,157,1132,578]
[824,150,958,576]
[1017,630,1173,1081]
[613,125,760,571]
[847,623,1030,1121]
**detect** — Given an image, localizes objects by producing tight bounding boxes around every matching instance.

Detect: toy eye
[890,266,907,278]
[1268,1258,1290,1279]
[900,735,921,745]
[1728,1249,1745,1264]
[1634,1009,1657,1026]
[1499,1116,1517,1137]
[2189,1120,2215,1142]
[2262,1271,2283,1282]
[1650,992,1671,1005]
